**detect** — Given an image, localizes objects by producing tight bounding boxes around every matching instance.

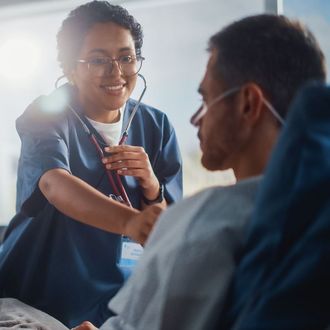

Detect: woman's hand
[124,204,164,245]
[72,321,98,330]
[103,145,160,201]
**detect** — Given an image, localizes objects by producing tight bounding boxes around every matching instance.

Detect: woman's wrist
[141,179,160,201]
[142,182,165,205]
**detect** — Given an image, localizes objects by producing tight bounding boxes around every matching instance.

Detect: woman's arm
[39,168,162,244]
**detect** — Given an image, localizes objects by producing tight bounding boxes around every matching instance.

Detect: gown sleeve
[15,98,71,216]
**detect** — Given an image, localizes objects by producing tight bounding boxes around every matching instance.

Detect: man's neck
[234,125,279,181]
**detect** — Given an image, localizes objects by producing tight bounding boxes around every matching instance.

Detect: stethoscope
[58,73,147,207]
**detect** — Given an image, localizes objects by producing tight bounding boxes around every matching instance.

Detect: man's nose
[190,105,205,127]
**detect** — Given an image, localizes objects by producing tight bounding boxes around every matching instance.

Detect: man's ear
[238,83,264,126]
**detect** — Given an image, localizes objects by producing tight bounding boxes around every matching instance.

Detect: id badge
[117,236,144,278]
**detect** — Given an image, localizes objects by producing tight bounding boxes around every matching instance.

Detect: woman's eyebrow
[87,48,108,55]
[87,47,135,55]
[118,47,135,52]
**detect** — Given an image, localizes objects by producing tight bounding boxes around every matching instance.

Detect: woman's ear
[66,69,76,86]
[239,83,264,126]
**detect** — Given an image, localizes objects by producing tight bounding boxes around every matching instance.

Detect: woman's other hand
[72,321,98,330]
[124,204,164,245]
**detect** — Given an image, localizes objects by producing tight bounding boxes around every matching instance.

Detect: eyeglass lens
[89,57,143,77]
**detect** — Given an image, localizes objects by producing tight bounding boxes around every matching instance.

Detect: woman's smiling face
[71,22,138,121]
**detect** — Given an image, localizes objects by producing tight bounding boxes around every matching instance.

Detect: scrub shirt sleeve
[15,99,71,216]
[154,115,183,204]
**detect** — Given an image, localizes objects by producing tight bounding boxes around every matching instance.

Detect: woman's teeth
[104,85,124,91]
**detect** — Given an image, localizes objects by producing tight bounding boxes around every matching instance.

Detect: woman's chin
[101,94,129,110]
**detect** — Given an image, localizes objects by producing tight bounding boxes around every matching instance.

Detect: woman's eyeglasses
[77,55,145,77]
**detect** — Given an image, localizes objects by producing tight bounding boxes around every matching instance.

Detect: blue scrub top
[0,84,183,328]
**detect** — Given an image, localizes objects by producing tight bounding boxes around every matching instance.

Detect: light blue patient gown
[0,84,183,328]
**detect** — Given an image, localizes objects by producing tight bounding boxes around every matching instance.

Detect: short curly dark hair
[57,1,143,75]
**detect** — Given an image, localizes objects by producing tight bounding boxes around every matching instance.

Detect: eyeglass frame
[191,86,285,127]
[76,55,145,77]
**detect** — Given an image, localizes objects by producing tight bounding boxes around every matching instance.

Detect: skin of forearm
[39,168,139,234]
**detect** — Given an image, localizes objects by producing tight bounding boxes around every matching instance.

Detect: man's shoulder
[148,176,263,245]
[168,175,262,217]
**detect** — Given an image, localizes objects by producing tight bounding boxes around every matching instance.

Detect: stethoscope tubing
[66,74,147,207]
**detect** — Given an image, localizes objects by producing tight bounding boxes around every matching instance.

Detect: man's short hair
[209,14,326,119]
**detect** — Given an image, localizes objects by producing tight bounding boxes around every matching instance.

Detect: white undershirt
[87,108,124,146]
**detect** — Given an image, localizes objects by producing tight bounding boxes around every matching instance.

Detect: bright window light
[0,37,41,83]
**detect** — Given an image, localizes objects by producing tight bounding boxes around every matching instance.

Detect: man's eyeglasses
[191,87,240,126]
[191,86,285,127]
[77,55,145,77]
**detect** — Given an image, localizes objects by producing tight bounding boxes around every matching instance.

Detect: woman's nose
[105,59,122,77]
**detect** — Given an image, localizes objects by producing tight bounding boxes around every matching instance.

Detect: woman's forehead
[79,22,135,55]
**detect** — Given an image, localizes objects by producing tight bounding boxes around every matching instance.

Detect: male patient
[0,14,325,330]
[74,14,325,330]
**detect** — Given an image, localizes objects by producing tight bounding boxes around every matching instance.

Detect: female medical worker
[0,1,182,328]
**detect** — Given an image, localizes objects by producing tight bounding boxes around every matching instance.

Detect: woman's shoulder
[127,99,169,119]
[126,98,173,131]
[16,85,72,134]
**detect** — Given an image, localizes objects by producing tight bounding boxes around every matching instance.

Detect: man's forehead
[200,49,225,94]
[207,48,220,70]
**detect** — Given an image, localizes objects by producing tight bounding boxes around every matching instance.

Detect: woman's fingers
[103,145,149,163]
[103,151,146,163]
[102,145,153,180]
[117,169,146,177]
[105,145,144,153]
[103,144,159,196]
[105,160,145,170]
